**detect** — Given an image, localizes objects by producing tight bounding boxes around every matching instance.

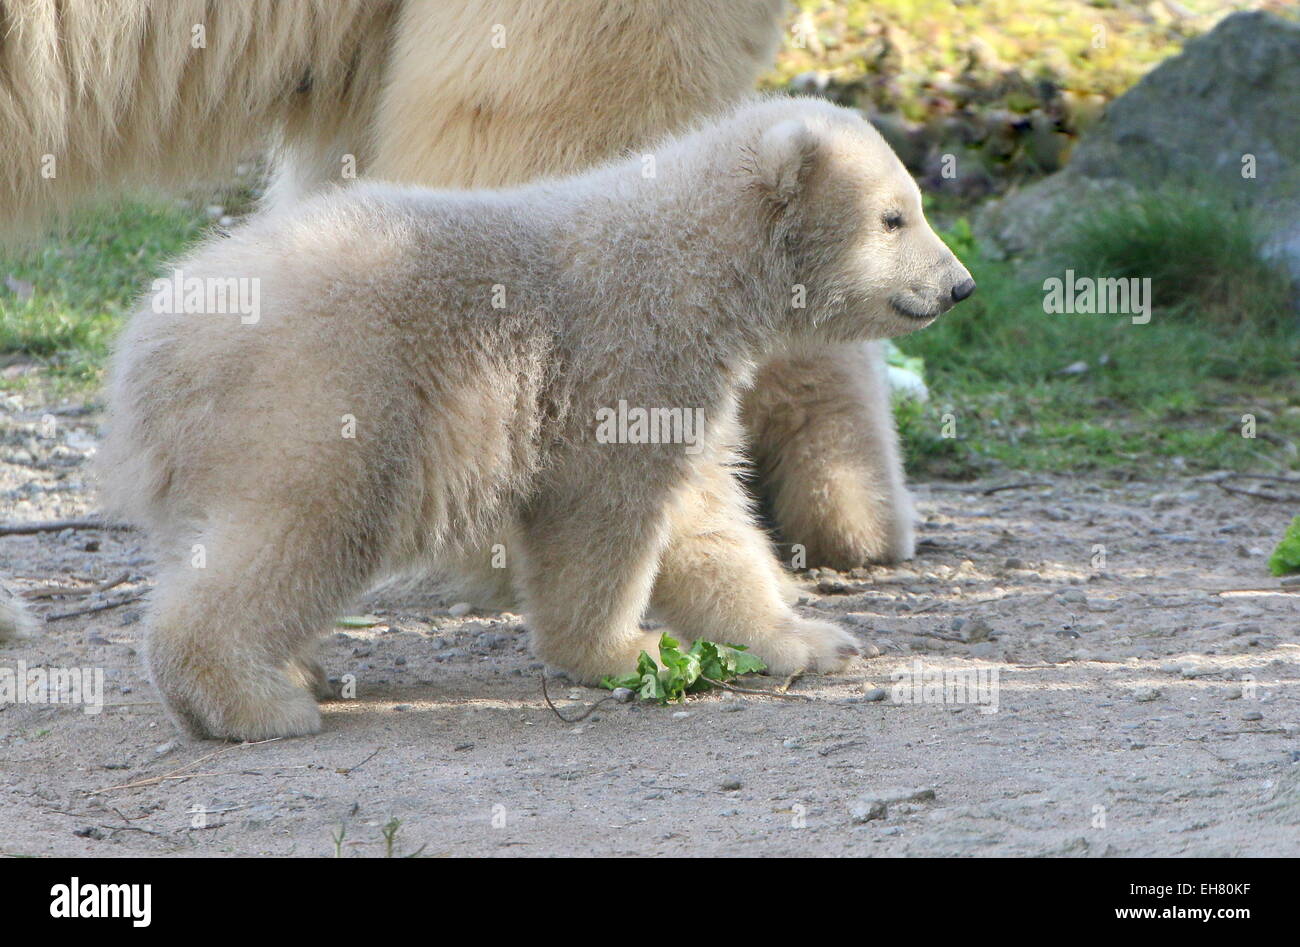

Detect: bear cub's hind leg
[145,515,374,740]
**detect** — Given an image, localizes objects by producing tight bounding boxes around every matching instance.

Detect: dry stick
[982,481,1051,496]
[337,748,381,775]
[1215,586,1300,595]
[1214,482,1300,503]
[45,591,146,622]
[539,673,618,723]
[0,518,132,536]
[26,571,132,601]
[699,677,816,701]
[88,738,283,795]
[776,669,805,694]
[1228,473,1300,485]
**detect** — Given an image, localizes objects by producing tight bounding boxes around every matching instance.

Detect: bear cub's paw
[161,679,323,742]
[759,617,860,676]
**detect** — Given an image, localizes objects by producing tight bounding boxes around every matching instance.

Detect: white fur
[1,0,918,571]
[99,97,973,740]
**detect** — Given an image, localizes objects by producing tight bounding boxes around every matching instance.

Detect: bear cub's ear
[753,119,819,207]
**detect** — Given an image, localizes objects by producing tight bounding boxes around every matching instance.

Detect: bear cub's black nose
[951,278,976,302]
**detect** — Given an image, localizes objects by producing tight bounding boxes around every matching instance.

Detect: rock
[1134,687,1162,702]
[611,687,635,703]
[850,799,888,823]
[817,578,851,595]
[974,11,1300,292]
[863,687,888,702]
[1242,710,1264,722]
[1003,557,1024,569]
[447,602,473,617]
[873,787,937,804]
[720,778,743,791]
[852,787,935,823]
[960,617,993,643]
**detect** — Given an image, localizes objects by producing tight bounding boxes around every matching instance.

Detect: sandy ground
[2,387,1298,857]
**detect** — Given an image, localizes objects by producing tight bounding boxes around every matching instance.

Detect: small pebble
[850,800,887,823]
[863,687,887,702]
[1242,710,1263,722]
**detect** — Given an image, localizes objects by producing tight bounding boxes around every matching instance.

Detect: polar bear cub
[100,97,974,740]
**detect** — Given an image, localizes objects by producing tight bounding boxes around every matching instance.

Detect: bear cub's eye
[883,212,904,232]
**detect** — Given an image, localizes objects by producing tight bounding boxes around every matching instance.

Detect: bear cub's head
[747,100,975,340]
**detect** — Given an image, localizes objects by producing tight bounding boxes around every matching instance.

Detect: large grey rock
[975,11,1300,283]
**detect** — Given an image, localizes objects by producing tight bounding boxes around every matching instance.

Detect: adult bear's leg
[743,341,916,570]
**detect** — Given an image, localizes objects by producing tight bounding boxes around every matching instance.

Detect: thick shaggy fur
[100,97,973,740]
[2,0,914,569]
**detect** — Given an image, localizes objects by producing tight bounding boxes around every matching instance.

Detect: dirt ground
[2,389,1298,857]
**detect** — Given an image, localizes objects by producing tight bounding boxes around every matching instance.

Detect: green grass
[1049,189,1296,329]
[0,200,210,388]
[896,193,1300,477]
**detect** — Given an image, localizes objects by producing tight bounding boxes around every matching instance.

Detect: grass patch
[897,193,1300,477]
[0,200,211,388]
[1049,189,1296,329]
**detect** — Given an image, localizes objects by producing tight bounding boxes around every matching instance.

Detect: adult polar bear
[0,0,911,586]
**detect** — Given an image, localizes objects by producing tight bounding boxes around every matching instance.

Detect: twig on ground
[45,591,146,622]
[0,518,132,536]
[540,674,618,722]
[982,481,1051,496]
[776,670,805,694]
[336,748,381,775]
[1214,481,1300,503]
[1214,586,1300,595]
[1229,473,1300,485]
[699,677,816,701]
[89,738,283,795]
[26,571,132,601]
